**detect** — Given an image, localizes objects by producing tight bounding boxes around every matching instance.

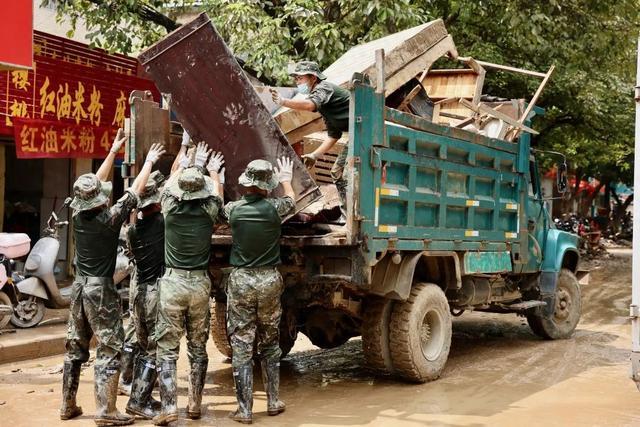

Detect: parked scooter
[10,198,72,328]
[0,232,32,328]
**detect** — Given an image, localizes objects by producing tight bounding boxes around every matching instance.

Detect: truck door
[525,157,545,272]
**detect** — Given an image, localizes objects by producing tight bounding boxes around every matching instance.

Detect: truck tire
[362,296,394,374]
[527,268,581,340]
[210,300,297,359]
[210,300,233,358]
[389,283,452,383]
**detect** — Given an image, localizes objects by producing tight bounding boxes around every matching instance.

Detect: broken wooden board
[302,132,348,185]
[138,13,321,212]
[275,20,457,143]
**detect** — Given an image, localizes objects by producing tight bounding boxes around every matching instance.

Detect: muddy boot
[126,357,159,419]
[261,359,285,416]
[118,345,137,396]
[94,365,134,426]
[152,361,178,426]
[229,363,253,424]
[187,359,208,419]
[60,361,83,420]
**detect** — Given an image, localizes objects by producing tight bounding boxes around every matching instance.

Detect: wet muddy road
[0,249,637,426]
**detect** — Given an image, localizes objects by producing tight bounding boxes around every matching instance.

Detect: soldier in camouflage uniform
[60,131,165,426]
[124,171,166,420]
[118,280,138,396]
[225,157,295,424]
[153,143,224,426]
[271,61,350,213]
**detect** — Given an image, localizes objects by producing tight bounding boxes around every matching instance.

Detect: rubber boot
[187,359,208,419]
[152,361,178,426]
[261,359,286,416]
[229,363,253,424]
[60,361,83,420]
[126,357,160,419]
[118,344,137,396]
[94,365,134,426]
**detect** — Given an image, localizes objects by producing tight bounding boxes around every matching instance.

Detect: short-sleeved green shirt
[73,190,138,277]
[308,81,350,139]
[161,192,221,271]
[224,194,295,267]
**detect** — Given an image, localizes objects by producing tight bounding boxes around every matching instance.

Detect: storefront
[0,30,158,278]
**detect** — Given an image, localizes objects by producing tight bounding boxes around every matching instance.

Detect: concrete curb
[0,324,67,365]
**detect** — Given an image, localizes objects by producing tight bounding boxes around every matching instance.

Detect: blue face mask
[297,83,310,95]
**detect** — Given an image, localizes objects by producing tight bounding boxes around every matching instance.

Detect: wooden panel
[423,70,479,99]
[303,132,347,184]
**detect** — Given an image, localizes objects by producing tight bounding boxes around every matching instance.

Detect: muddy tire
[362,296,394,374]
[389,283,452,383]
[0,291,12,329]
[527,269,581,340]
[210,300,233,358]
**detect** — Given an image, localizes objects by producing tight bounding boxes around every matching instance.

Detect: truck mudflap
[138,12,321,214]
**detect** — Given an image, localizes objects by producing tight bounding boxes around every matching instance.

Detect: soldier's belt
[165,267,208,278]
[74,276,114,286]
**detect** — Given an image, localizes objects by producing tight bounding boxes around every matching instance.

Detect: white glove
[194,141,212,167]
[275,156,293,183]
[207,151,225,174]
[270,89,284,106]
[178,152,190,169]
[301,152,317,168]
[111,128,127,153]
[218,167,225,184]
[145,143,166,165]
[181,128,190,146]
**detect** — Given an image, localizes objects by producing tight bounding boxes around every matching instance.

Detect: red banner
[13,118,122,159]
[0,1,33,69]
[0,31,159,158]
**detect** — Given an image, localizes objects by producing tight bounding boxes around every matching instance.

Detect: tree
[47,0,640,190]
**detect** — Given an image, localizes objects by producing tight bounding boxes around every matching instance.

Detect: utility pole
[630,36,640,391]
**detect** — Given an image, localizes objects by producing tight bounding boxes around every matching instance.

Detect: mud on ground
[0,249,637,426]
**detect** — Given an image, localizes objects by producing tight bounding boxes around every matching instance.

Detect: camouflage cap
[166,167,215,201]
[138,170,165,209]
[70,173,112,212]
[238,159,279,191]
[289,60,326,81]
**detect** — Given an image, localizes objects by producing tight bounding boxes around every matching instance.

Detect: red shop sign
[13,118,122,159]
[0,31,159,157]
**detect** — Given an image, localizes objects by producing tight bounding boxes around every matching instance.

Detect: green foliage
[45,0,639,184]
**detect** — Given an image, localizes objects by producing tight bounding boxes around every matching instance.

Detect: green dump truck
[208,76,582,383]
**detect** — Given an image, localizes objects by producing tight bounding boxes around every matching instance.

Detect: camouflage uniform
[153,167,221,425]
[291,61,350,210]
[118,279,139,396]
[225,159,295,423]
[125,171,166,420]
[62,173,138,425]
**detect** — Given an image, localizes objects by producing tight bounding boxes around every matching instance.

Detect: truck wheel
[527,269,581,340]
[362,296,394,374]
[210,300,233,358]
[389,283,452,383]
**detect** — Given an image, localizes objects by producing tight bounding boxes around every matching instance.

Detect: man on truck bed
[60,131,165,426]
[224,157,295,424]
[153,143,224,426]
[271,61,350,215]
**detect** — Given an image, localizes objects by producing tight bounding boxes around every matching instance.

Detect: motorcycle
[10,199,72,328]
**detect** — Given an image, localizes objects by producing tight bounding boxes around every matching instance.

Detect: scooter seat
[25,254,41,271]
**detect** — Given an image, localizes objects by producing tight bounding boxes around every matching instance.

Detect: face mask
[297,83,310,95]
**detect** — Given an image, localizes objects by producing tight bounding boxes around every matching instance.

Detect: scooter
[11,198,134,328]
[0,232,32,329]
[10,198,72,328]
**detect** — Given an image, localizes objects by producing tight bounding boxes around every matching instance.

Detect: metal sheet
[138,13,321,210]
